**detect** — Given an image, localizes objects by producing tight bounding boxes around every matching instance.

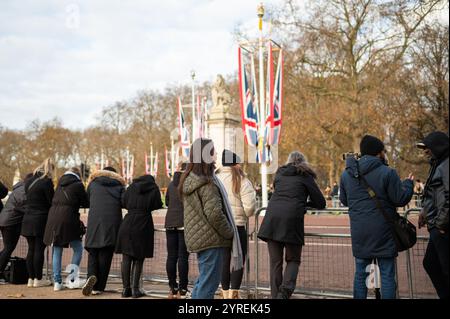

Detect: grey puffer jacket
[181,172,233,253]
[0,181,26,227]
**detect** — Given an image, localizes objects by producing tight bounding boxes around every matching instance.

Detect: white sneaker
[66,278,86,289]
[54,282,64,291]
[92,290,102,295]
[33,278,52,287]
[27,278,34,287]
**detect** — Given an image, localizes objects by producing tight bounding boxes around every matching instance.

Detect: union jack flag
[165,146,171,178]
[268,49,283,146]
[178,97,190,158]
[238,47,259,161]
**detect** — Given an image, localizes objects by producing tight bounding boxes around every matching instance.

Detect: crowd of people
[0,131,448,300]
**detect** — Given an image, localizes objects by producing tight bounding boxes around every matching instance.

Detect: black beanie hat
[222,149,241,167]
[360,135,385,156]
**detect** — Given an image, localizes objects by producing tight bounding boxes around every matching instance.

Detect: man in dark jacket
[417,131,449,299]
[340,135,414,299]
[0,174,32,280]
[82,167,126,296]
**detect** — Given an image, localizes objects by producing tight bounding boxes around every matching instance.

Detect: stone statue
[211,74,235,115]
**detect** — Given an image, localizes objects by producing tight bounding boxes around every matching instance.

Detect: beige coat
[216,167,256,227]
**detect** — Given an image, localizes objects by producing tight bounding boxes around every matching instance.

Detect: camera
[342,152,360,161]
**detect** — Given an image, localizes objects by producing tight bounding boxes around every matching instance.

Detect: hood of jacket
[12,181,24,191]
[182,172,210,195]
[87,169,126,187]
[423,131,449,162]
[131,175,157,194]
[345,155,384,178]
[58,173,80,187]
[278,164,298,176]
[172,171,183,187]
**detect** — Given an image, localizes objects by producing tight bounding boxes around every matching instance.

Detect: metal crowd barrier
[1,207,435,299]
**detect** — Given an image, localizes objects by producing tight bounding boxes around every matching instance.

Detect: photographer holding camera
[339,135,414,299]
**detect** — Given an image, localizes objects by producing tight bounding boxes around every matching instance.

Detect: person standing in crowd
[331,182,340,208]
[21,158,55,287]
[164,161,190,299]
[0,173,32,282]
[82,167,126,296]
[115,174,163,298]
[0,178,8,212]
[217,149,256,299]
[43,167,89,291]
[179,138,237,299]
[258,151,326,299]
[417,131,449,299]
[340,135,414,299]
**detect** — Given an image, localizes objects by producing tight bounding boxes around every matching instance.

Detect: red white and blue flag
[178,97,190,158]
[268,49,283,146]
[165,146,171,178]
[238,47,259,160]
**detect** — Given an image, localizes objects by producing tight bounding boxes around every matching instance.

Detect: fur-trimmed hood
[87,169,126,187]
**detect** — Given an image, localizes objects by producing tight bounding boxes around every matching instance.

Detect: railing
[1,207,434,299]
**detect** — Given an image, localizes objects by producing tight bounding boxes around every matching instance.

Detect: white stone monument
[208,75,244,166]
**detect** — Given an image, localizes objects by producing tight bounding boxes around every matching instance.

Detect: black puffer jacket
[421,132,449,232]
[84,170,126,250]
[258,164,326,245]
[43,173,89,247]
[0,181,26,227]
[21,173,54,237]
[115,175,163,259]
[164,172,184,228]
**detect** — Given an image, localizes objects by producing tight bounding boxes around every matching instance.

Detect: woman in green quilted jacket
[179,138,234,299]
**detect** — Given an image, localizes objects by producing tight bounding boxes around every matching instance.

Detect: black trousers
[424,228,449,299]
[25,236,46,280]
[87,247,114,292]
[166,230,189,291]
[122,254,144,289]
[0,224,22,274]
[267,240,302,299]
[221,226,247,290]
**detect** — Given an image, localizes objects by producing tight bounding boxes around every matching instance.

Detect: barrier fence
[1,208,437,299]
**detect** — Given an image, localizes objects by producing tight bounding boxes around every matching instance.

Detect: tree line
[0,0,448,190]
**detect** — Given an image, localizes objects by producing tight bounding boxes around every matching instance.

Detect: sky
[0,1,448,131]
[0,0,284,130]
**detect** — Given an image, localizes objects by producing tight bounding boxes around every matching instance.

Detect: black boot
[131,259,145,298]
[121,256,132,298]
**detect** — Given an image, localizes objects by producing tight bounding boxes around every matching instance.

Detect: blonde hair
[33,158,55,179]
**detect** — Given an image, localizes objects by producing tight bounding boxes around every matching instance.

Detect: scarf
[213,174,243,271]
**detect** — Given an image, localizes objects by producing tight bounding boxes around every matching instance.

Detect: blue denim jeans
[191,248,224,299]
[354,257,397,299]
[52,240,83,284]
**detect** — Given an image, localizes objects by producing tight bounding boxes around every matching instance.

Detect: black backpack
[4,257,28,284]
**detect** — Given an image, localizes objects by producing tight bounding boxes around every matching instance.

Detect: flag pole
[191,70,196,142]
[170,135,174,177]
[150,142,154,176]
[258,3,268,207]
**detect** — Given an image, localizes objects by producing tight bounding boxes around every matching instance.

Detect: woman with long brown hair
[216,149,256,299]
[179,138,239,299]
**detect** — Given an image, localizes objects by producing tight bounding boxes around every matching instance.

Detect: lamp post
[257,3,268,207]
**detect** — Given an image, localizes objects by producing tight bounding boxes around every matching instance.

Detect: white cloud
[1,0,284,130]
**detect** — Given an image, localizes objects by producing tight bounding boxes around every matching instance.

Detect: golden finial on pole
[257,3,264,31]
